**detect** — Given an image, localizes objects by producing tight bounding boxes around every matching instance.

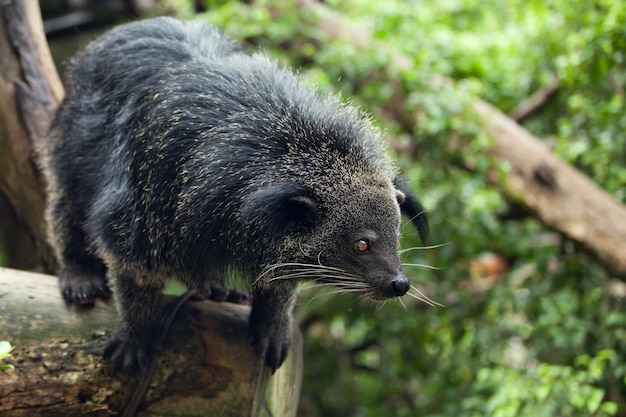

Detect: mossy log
[0,267,302,416]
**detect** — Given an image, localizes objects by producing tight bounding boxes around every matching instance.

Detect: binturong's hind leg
[46,190,109,306]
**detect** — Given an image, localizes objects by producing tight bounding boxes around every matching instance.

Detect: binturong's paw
[201,281,250,305]
[103,330,154,375]
[58,268,110,306]
[249,315,292,372]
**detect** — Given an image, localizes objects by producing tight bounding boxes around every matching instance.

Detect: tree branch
[509,74,559,123]
[0,268,302,416]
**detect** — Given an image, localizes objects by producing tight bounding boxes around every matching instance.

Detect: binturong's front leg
[103,267,164,374]
[249,281,297,372]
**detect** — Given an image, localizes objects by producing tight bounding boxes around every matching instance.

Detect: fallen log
[473,100,626,278]
[0,267,302,416]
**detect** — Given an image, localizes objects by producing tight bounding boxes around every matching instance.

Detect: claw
[58,268,110,307]
[104,333,153,375]
[203,283,250,305]
[250,330,290,371]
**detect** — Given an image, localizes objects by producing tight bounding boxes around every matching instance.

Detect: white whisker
[407,284,444,307]
[401,263,445,270]
[405,291,435,306]
[301,282,332,291]
[402,210,428,229]
[398,242,451,253]
[254,259,364,293]
[267,271,361,283]
[325,288,367,295]
[375,299,388,311]
[255,260,443,309]
[310,287,366,302]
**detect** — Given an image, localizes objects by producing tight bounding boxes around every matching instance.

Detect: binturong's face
[309,185,410,301]
[242,179,426,300]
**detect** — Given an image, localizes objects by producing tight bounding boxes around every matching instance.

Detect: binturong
[41,17,429,374]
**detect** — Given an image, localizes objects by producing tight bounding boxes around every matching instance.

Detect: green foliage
[194,0,626,415]
[472,350,618,417]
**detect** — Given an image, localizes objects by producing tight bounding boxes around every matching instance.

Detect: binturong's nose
[388,273,410,297]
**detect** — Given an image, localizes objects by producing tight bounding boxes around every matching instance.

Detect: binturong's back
[42,16,429,374]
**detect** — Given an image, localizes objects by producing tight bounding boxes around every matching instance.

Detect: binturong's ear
[240,182,319,241]
[394,177,429,243]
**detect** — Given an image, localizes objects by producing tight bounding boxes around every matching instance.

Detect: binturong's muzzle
[386,272,409,297]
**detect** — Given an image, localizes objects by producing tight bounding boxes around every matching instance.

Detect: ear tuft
[394,177,429,242]
[395,189,407,204]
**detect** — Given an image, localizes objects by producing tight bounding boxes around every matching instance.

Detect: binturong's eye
[354,239,371,253]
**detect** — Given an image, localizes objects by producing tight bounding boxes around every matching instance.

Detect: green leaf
[586,388,605,414]
[0,341,13,360]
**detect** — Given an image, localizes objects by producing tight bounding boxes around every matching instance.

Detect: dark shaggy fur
[42,17,428,374]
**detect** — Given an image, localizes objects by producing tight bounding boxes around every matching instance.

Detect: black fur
[42,17,429,374]
[394,177,429,241]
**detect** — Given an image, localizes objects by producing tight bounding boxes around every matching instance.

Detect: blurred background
[2,0,625,416]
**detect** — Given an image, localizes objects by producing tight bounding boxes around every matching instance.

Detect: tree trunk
[0,0,63,269]
[0,267,302,416]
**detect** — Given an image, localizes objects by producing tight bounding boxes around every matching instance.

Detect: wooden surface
[0,267,302,416]
[0,0,64,269]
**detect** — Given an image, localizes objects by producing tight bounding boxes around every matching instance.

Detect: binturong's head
[243,173,428,301]
[310,178,428,300]
[235,76,428,301]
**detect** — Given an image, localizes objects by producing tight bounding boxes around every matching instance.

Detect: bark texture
[0,0,63,269]
[0,268,302,417]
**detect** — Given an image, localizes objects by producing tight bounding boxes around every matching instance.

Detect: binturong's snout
[386,272,410,297]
